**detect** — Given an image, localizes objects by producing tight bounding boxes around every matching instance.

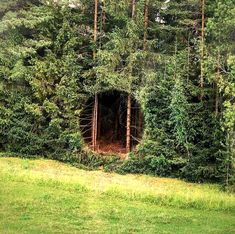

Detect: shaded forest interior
[80,91,143,155]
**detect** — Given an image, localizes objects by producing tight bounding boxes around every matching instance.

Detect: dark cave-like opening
[80,91,143,155]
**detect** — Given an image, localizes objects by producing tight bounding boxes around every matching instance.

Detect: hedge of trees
[0,0,234,185]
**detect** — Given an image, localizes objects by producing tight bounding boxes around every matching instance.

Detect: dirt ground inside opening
[80,91,143,156]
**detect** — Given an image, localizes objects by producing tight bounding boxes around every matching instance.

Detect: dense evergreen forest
[0,0,234,186]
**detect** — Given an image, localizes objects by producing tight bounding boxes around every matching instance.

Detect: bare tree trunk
[200,0,205,100]
[126,0,136,154]
[92,94,98,151]
[126,95,131,153]
[138,109,142,138]
[143,0,149,51]
[98,95,102,140]
[92,0,98,151]
[93,0,98,55]
[131,0,136,18]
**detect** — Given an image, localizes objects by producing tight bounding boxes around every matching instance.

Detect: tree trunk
[143,0,149,51]
[138,109,142,138]
[126,0,136,154]
[98,95,102,140]
[93,0,98,57]
[92,94,98,151]
[92,0,98,151]
[215,52,220,117]
[126,95,131,153]
[102,0,106,31]
[200,0,205,100]
[131,0,136,18]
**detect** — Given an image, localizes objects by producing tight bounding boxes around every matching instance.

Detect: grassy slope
[0,157,234,234]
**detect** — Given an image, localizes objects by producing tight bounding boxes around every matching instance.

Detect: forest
[0,0,234,187]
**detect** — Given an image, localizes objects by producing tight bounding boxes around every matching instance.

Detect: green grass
[0,157,234,233]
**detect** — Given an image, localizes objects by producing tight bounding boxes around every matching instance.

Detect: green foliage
[115,154,171,176]
[205,0,235,186]
[0,0,234,185]
[0,2,90,157]
[169,77,190,154]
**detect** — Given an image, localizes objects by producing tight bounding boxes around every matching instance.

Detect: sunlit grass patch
[0,157,234,234]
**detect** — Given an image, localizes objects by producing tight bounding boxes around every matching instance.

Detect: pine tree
[206,0,235,186]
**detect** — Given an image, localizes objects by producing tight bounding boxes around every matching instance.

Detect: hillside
[0,157,234,233]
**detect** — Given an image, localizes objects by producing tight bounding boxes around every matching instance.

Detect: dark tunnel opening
[80,91,143,155]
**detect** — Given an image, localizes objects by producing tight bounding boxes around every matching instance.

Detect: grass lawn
[0,157,234,233]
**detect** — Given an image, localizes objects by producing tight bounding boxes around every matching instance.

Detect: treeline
[0,0,234,186]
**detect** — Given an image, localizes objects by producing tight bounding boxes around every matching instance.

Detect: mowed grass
[0,157,234,234]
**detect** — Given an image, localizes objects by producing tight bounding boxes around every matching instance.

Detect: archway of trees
[80,91,143,155]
